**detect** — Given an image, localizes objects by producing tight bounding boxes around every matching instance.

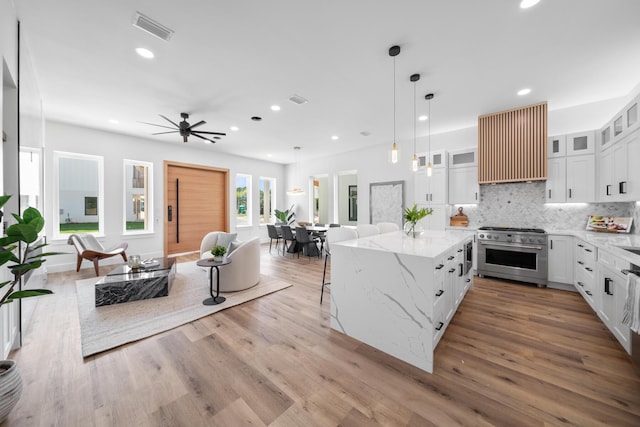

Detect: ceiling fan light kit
[141,112,226,143]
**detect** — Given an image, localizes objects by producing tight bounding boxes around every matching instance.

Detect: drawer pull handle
[577,281,584,287]
[585,267,593,272]
[604,277,613,296]
[435,322,444,331]
[435,264,444,270]
[585,248,592,253]
[447,256,455,261]
[577,261,584,265]
[585,290,592,296]
[435,290,444,297]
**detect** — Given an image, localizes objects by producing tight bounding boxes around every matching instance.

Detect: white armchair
[199,232,261,292]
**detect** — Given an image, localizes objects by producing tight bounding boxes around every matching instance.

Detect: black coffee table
[95,258,176,307]
[196,258,232,305]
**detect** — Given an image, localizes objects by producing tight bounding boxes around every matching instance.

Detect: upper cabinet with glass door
[448,147,477,168]
[416,150,447,171]
[548,135,566,158]
[600,93,640,151]
[565,131,595,156]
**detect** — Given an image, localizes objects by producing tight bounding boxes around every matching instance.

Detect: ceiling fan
[140,112,226,143]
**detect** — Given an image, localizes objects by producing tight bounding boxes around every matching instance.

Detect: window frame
[235,173,252,228]
[122,159,154,235]
[259,176,276,226]
[53,151,104,240]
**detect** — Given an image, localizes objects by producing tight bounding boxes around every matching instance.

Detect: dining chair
[321,227,358,303]
[377,222,400,234]
[295,226,321,260]
[356,223,379,238]
[280,225,297,256]
[266,224,283,254]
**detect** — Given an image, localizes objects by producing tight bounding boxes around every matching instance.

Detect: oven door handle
[479,241,543,251]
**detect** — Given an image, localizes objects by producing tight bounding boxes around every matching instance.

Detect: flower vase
[404,221,424,238]
[0,360,23,423]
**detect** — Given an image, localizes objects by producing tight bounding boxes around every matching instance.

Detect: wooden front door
[164,161,229,256]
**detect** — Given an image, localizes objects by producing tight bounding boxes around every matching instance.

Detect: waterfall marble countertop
[334,229,476,259]
[546,229,640,267]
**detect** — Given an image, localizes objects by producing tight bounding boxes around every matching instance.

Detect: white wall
[44,121,285,272]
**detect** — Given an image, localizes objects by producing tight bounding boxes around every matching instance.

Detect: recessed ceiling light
[418,115,428,121]
[331,135,339,140]
[135,47,154,59]
[230,126,239,131]
[108,119,119,124]
[520,0,540,9]
[267,154,273,158]
[270,105,281,111]
[360,131,371,137]
[517,88,531,96]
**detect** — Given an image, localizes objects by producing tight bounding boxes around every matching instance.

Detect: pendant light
[425,93,434,177]
[410,73,420,172]
[286,146,305,196]
[389,45,400,163]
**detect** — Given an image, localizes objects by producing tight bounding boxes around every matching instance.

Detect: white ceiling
[15,0,640,164]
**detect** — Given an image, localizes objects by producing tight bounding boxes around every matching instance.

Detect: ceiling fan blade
[191,133,216,143]
[159,114,181,128]
[192,131,227,136]
[188,120,206,130]
[152,131,179,135]
[138,121,177,130]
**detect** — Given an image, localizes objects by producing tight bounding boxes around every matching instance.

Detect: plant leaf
[6,289,53,300]
[27,251,66,260]
[0,280,13,289]
[22,207,43,223]
[0,236,20,247]
[7,223,38,243]
[0,195,10,210]
[11,213,25,224]
[10,260,43,274]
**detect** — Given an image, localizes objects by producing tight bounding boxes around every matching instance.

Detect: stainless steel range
[477,226,548,287]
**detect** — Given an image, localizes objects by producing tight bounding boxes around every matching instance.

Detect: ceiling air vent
[360,131,371,136]
[288,94,308,105]
[133,12,174,41]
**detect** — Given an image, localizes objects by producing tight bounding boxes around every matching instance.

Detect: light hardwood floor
[6,244,640,426]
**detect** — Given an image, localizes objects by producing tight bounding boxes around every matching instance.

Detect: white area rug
[75,261,291,357]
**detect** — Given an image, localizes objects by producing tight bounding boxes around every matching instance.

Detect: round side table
[196,258,232,305]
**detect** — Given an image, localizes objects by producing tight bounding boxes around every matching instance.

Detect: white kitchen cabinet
[416,203,446,231]
[565,154,595,202]
[574,239,598,312]
[448,167,479,204]
[416,149,446,172]
[599,122,614,152]
[547,154,595,203]
[565,130,595,156]
[598,147,614,201]
[547,235,574,284]
[415,167,447,205]
[548,135,566,158]
[448,147,477,168]
[597,256,631,353]
[610,130,640,202]
[545,157,566,203]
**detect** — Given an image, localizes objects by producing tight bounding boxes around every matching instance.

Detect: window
[259,177,276,224]
[236,174,251,227]
[123,160,153,234]
[54,151,104,237]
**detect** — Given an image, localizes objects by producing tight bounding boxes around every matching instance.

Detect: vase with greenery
[403,203,433,238]
[0,195,60,423]
[210,245,227,262]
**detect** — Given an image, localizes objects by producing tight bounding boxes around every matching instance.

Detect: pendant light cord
[413,80,416,155]
[393,56,396,144]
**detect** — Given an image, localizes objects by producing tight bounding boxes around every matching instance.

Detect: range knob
[493,235,499,239]
[538,238,545,243]
[479,234,485,239]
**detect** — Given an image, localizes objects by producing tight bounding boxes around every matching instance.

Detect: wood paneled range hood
[478,101,547,184]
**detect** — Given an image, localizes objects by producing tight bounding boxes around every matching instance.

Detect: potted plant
[274,208,289,224]
[210,245,227,262]
[403,203,433,238]
[0,195,60,423]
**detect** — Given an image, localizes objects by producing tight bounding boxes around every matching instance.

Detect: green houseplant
[403,203,433,238]
[210,245,227,261]
[274,208,290,224]
[0,195,59,423]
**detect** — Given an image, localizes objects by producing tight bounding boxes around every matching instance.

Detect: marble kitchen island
[330,229,475,373]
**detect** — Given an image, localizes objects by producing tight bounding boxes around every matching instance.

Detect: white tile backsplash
[451,182,639,234]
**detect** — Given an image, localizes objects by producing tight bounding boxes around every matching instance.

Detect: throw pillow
[216,232,237,253]
[228,240,242,255]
